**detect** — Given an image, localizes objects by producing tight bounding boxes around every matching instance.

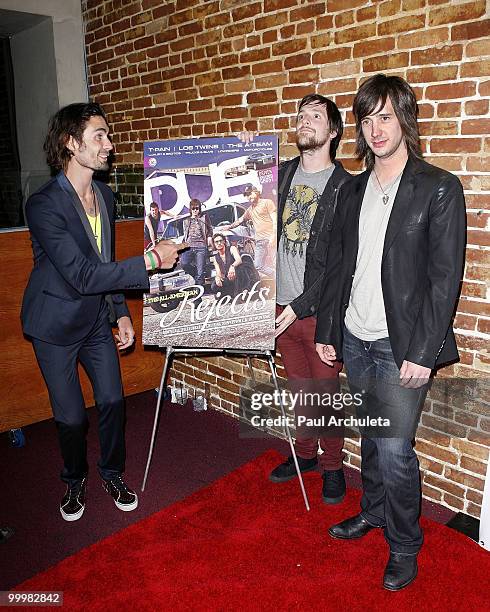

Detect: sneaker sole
[322,492,346,505]
[269,464,318,483]
[60,505,85,522]
[113,495,138,512]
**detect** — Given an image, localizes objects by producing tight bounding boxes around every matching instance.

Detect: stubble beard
[295,130,329,153]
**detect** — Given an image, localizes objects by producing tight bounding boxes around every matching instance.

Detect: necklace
[372,169,403,205]
[91,187,99,240]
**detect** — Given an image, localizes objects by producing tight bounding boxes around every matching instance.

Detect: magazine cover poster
[142,136,278,350]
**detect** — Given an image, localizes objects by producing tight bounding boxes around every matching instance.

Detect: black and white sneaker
[60,478,86,522]
[103,476,138,511]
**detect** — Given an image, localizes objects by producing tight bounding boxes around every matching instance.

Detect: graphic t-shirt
[276,163,334,305]
[188,218,205,247]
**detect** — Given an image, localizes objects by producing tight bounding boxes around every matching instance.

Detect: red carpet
[16,451,489,610]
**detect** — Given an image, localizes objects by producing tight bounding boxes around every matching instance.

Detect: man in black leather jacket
[267,94,352,503]
[315,74,466,590]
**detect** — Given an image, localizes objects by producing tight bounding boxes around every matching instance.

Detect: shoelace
[109,476,130,491]
[66,479,85,500]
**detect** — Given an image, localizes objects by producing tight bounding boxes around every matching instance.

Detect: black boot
[322,468,346,504]
[383,552,418,591]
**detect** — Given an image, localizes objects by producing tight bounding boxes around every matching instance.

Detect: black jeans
[343,327,427,554]
[32,306,126,486]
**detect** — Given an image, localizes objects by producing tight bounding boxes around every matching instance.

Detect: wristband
[147,250,157,270]
[152,248,162,268]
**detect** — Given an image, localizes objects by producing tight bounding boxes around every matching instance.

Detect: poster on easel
[142,136,278,350]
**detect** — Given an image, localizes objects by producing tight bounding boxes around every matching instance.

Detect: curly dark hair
[352,74,422,170]
[43,102,107,171]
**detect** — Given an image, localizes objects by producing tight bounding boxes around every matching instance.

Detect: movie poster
[142,136,278,350]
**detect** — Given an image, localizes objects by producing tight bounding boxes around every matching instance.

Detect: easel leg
[141,346,174,491]
[265,351,310,512]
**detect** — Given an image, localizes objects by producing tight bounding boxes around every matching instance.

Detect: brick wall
[82,0,490,517]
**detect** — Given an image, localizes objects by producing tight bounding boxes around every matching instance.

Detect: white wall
[0,0,87,105]
[10,18,59,196]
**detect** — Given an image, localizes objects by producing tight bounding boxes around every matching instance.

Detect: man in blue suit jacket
[22,102,183,521]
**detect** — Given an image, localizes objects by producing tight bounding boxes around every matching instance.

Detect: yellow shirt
[86,212,101,253]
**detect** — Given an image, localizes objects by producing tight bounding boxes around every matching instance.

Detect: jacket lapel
[56,173,110,263]
[382,157,417,261]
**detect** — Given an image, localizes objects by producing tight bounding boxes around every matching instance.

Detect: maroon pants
[276,306,344,471]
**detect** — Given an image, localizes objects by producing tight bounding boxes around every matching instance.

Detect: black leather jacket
[315,156,466,370]
[277,157,351,319]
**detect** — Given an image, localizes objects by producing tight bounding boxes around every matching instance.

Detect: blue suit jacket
[21,172,149,345]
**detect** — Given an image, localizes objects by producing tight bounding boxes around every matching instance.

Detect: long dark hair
[298,93,343,160]
[43,102,107,171]
[352,74,422,169]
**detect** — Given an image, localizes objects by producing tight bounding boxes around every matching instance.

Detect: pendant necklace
[372,169,403,205]
[91,187,99,240]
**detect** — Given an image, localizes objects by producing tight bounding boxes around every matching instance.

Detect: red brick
[220,66,249,81]
[318,78,357,95]
[426,82,477,100]
[334,10,354,28]
[223,21,254,38]
[255,12,289,30]
[264,0,297,10]
[262,30,278,44]
[408,66,458,83]
[204,13,230,28]
[240,48,271,63]
[353,37,395,58]
[290,2,326,21]
[335,23,376,44]
[328,0,365,10]
[247,90,277,104]
[466,39,490,57]
[272,39,307,56]
[316,15,334,30]
[363,53,409,72]
[378,14,426,35]
[402,0,425,8]
[430,0,485,26]
[285,53,312,69]
[467,157,490,172]
[296,19,315,35]
[398,27,449,49]
[170,35,197,52]
[249,103,280,117]
[461,60,490,78]
[357,5,377,21]
[411,44,463,66]
[437,102,461,118]
[232,2,262,21]
[289,68,320,84]
[170,77,195,91]
[221,107,247,119]
[251,60,283,76]
[313,47,351,64]
[462,119,490,136]
[415,440,458,464]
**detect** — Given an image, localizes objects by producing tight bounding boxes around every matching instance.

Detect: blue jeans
[181,246,207,287]
[343,326,427,554]
[254,239,274,277]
